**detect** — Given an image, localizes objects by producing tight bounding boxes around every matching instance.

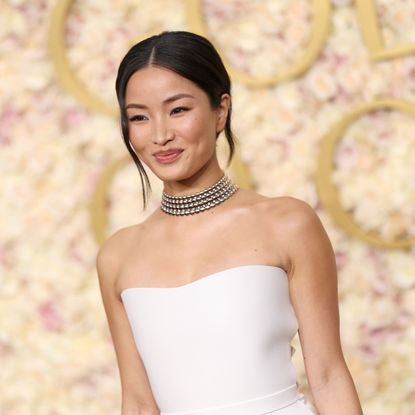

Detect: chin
[144,157,198,183]
[150,167,188,183]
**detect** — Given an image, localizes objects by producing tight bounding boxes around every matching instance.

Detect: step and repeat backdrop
[1,0,415,414]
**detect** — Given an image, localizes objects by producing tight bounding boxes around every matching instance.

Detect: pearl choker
[161,174,239,216]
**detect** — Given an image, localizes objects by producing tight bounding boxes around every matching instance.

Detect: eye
[128,114,148,122]
[171,107,189,115]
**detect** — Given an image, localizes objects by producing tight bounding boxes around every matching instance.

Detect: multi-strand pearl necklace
[160,174,239,216]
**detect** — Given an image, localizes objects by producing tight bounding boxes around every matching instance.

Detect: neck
[160,171,238,216]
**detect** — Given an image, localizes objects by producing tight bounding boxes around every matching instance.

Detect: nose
[152,116,174,145]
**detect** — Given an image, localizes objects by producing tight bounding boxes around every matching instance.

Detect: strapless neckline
[120,264,287,295]
[119,263,308,414]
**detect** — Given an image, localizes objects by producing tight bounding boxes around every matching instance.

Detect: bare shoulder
[239,191,319,229]
[232,190,321,235]
[269,196,328,239]
[267,196,335,275]
[281,197,329,251]
[254,195,331,271]
[265,196,320,228]
[95,223,143,287]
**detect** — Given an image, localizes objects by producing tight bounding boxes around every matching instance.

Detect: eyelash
[171,106,189,114]
[128,107,189,122]
[128,115,146,122]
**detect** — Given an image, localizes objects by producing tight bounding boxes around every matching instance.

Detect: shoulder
[266,197,334,275]
[232,190,320,231]
[261,196,330,266]
[234,190,323,238]
[266,196,320,229]
[95,224,143,285]
[268,196,327,244]
[243,193,320,231]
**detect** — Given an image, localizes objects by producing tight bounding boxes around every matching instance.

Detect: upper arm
[96,229,159,412]
[279,198,347,389]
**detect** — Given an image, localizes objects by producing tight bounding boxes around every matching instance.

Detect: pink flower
[0,105,18,146]
[38,301,62,332]
[63,108,87,127]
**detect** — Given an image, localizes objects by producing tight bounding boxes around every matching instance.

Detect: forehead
[125,66,201,101]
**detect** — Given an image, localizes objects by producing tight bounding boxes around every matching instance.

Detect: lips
[154,149,184,163]
[154,149,183,157]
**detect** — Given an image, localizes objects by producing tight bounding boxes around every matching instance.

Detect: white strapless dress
[121,264,318,415]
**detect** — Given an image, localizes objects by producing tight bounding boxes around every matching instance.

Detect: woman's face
[124,65,229,181]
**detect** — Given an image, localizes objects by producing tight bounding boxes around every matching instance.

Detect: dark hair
[115,30,237,210]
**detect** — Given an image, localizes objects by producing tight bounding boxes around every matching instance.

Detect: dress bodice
[121,264,312,415]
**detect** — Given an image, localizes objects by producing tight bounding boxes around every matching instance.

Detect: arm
[96,229,160,415]
[280,198,363,415]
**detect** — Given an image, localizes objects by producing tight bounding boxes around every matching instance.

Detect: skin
[96,65,363,415]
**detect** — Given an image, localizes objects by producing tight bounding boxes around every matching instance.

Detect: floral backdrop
[1,0,415,414]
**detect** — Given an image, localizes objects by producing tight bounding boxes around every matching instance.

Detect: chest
[117,213,284,291]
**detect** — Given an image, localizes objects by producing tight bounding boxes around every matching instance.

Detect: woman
[96,31,363,415]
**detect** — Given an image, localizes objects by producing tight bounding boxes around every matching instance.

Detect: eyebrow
[125,93,195,110]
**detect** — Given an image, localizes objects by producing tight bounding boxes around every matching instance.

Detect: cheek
[183,112,215,141]
[183,117,202,140]
[128,125,149,151]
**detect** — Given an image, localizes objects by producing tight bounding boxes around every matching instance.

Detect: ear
[215,93,231,134]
